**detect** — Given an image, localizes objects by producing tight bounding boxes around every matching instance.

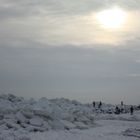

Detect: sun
[96,7,127,29]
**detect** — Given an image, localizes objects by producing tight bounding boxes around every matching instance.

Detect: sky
[0,0,140,104]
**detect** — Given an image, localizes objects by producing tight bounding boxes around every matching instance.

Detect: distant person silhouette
[120,101,124,113]
[98,101,102,109]
[130,106,134,115]
[115,106,120,114]
[93,101,95,108]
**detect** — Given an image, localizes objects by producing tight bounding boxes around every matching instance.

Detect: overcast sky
[0,0,140,104]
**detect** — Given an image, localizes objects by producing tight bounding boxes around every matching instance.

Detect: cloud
[0,0,140,21]
[0,44,140,103]
[135,59,140,63]
[0,0,140,46]
[128,74,140,77]
[0,0,140,103]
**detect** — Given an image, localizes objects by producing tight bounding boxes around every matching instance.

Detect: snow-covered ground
[0,94,140,140]
[28,119,140,140]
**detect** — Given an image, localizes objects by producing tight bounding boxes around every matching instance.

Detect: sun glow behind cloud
[96,7,127,29]
[38,8,131,46]
[0,1,139,47]
[1,0,140,104]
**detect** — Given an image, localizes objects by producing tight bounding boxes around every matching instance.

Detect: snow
[123,128,140,138]
[28,120,140,140]
[0,94,139,140]
[29,117,44,127]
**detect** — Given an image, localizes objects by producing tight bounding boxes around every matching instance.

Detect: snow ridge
[0,94,140,140]
[0,94,95,133]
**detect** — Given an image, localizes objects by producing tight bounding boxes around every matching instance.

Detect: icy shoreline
[0,94,140,140]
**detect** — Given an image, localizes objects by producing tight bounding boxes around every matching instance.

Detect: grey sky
[0,0,140,104]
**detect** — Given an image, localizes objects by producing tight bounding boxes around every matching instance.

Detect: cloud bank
[0,0,140,104]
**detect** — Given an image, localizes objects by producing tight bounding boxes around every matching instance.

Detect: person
[120,107,124,113]
[93,101,95,108]
[98,101,102,108]
[115,106,120,114]
[130,106,134,115]
[120,101,124,113]
[137,105,140,110]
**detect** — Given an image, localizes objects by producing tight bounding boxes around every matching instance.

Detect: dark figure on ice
[93,101,95,108]
[120,101,124,113]
[98,101,102,109]
[115,106,120,114]
[130,106,134,115]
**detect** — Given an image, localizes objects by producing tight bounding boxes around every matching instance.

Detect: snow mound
[95,111,140,121]
[0,93,139,136]
[123,128,140,138]
[0,94,96,133]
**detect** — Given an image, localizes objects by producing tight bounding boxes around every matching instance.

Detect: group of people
[115,105,134,115]
[115,101,134,115]
[92,101,102,109]
[92,101,134,115]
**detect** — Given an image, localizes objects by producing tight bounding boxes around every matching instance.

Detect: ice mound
[0,94,95,133]
[123,128,140,138]
[0,93,139,135]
